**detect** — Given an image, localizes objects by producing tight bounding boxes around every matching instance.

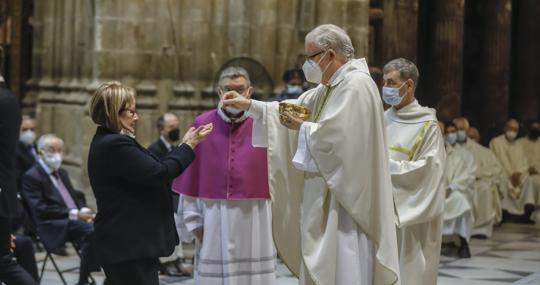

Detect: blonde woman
[87,81,212,285]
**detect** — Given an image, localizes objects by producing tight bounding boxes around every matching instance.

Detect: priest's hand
[280,111,303,130]
[529,167,539,175]
[510,172,521,188]
[222,92,252,111]
[182,123,214,149]
[192,227,204,242]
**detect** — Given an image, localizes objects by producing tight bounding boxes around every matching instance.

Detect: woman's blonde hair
[89,81,136,132]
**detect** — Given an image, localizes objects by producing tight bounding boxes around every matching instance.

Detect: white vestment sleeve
[448,152,477,194]
[246,99,268,148]
[292,122,319,172]
[389,124,446,226]
[177,194,203,242]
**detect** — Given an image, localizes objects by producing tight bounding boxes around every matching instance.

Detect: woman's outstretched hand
[182,123,213,149]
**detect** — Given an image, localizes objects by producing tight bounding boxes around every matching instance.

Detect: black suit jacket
[148,139,170,160]
[88,126,194,265]
[15,141,37,190]
[21,163,86,249]
[0,82,22,218]
[147,139,179,207]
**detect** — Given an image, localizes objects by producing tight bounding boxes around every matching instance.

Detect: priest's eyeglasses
[306,50,326,60]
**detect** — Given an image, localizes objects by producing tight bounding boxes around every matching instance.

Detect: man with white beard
[454,118,503,238]
[382,58,445,285]
[223,24,400,285]
[442,122,477,258]
[490,119,536,223]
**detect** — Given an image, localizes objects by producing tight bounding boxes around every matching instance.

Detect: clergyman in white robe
[442,143,477,242]
[464,138,503,237]
[247,58,400,285]
[385,100,446,285]
[517,133,540,206]
[490,134,536,215]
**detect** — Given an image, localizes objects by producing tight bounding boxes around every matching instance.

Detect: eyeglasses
[122,108,138,118]
[306,50,326,61]
[220,87,248,94]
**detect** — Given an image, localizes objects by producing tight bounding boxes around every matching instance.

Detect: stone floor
[36,222,540,285]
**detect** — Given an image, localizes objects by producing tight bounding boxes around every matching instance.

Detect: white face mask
[225,106,242,115]
[20,130,36,145]
[302,51,329,84]
[43,152,62,171]
[457,130,467,142]
[505,130,517,141]
[218,89,246,116]
[382,82,406,106]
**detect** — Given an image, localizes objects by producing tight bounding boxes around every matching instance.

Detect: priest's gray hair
[218,66,251,88]
[37,134,64,152]
[383,58,419,86]
[305,24,355,61]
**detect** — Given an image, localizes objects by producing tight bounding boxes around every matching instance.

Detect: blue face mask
[286,85,303,95]
[382,82,406,106]
[447,133,457,145]
[457,130,467,142]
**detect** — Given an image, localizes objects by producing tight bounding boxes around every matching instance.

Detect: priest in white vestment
[454,118,503,238]
[490,119,536,223]
[382,58,445,285]
[442,122,477,258]
[517,120,540,210]
[223,24,400,285]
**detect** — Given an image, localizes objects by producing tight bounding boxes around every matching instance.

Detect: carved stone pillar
[480,0,512,141]
[512,0,540,122]
[421,0,465,121]
[382,0,418,62]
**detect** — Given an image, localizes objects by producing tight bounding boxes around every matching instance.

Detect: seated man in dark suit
[22,134,99,285]
[148,113,188,276]
[12,115,46,250]
[16,115,38,187]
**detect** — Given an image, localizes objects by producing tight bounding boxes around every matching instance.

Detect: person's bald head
[467,127,480,143]
[505,119,519,133]
[453,117,470,131]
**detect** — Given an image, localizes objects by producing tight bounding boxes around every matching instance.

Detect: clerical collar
[217,107,248,124]
[395,100,419,113]
[326,61,350,87]
[160,136,172,151]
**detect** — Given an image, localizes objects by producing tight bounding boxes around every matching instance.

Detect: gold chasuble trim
[388,121,431,161]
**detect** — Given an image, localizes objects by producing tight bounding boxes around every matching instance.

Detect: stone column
[479,0,512,141]
[425,0,465,122]
[7,0,23,97]
[382,0,419,62]
[344,0,370,58]
[249,0,278,80]
[275,0,301,90]
[512,0,540,122]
